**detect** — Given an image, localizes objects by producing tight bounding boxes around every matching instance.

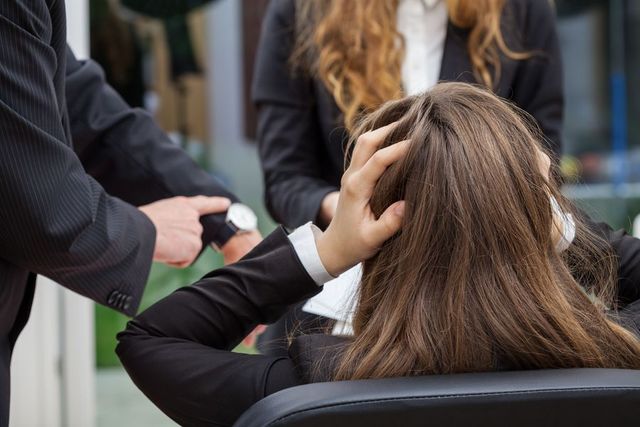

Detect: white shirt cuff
[288,222,335,286]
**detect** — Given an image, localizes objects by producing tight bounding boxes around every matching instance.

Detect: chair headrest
[234,368,640,427]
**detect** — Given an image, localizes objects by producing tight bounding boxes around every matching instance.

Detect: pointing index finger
[188,196,232,215]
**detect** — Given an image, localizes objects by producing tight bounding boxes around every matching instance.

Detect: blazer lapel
[439,22,476,84]
[439,21,517,98]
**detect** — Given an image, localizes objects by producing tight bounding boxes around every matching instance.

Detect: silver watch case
[226,203,258,232]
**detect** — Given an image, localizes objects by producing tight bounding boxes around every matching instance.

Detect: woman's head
[333,83,640,380]
[292,0,528,131]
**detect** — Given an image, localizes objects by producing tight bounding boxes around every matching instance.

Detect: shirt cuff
[288,222,336,286]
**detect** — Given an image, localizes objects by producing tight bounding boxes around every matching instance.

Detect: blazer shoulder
[0,1,54,42]
[503,0,557,49]
[505,0,555,16]
[264,0,296,28]
[259,0,297,54]
[505,0,557,30]
[253,0,312,105]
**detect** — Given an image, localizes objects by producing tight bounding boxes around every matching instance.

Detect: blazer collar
[439,21,476,84]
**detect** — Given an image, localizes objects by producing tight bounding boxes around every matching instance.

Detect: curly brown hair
[292,0,530,131]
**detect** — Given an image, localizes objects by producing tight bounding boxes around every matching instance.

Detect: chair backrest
[234,368,640,427]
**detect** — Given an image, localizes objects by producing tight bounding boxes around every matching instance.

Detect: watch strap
[212,222,238,250]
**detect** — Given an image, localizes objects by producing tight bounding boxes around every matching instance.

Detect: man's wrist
[211,203,258,251]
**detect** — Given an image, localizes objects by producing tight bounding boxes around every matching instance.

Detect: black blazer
[117,224,640,427]
[0,1,238,422]
[253,0,564,229]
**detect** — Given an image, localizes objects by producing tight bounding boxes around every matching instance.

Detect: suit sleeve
[253,0,339,228]
[510,0,564,157]
[65,46,239,247]
[116,228,319,426]
[0,4,154,315]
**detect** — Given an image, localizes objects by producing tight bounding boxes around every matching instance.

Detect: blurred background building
[8,0,640,426]
[557,0,640,224]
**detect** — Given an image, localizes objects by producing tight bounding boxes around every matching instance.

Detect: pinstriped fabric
[63,46,239,246]
[0,0,246,422]
[0,0,154,319]
[0,1,155,423]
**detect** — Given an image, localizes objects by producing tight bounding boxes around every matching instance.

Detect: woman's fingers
[356,140,410,196]
[317,123,408,276]
[367,201,406,250]
[349,122,398,170]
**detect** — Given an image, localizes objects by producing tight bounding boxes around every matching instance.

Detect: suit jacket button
[107,291,120,306]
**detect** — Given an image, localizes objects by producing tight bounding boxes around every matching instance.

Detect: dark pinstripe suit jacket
[0,1,238,422]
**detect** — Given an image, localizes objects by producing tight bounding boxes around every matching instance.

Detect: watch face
[227,203,258,231]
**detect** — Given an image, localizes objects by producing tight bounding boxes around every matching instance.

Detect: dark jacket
[0,1,238,422]
[253,0,564,228]
[117,224,640,427]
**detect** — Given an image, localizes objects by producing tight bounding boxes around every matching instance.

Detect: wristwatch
[212,203,258,250]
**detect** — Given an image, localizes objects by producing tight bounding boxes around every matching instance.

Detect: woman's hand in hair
[316,124,408,276]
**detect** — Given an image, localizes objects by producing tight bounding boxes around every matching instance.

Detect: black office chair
[234,368,640,427]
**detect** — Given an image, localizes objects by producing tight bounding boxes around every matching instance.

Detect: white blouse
[397,0,448,96]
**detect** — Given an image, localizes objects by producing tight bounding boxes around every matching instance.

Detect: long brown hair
[292,0,529,131]
[333,83,640,380]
